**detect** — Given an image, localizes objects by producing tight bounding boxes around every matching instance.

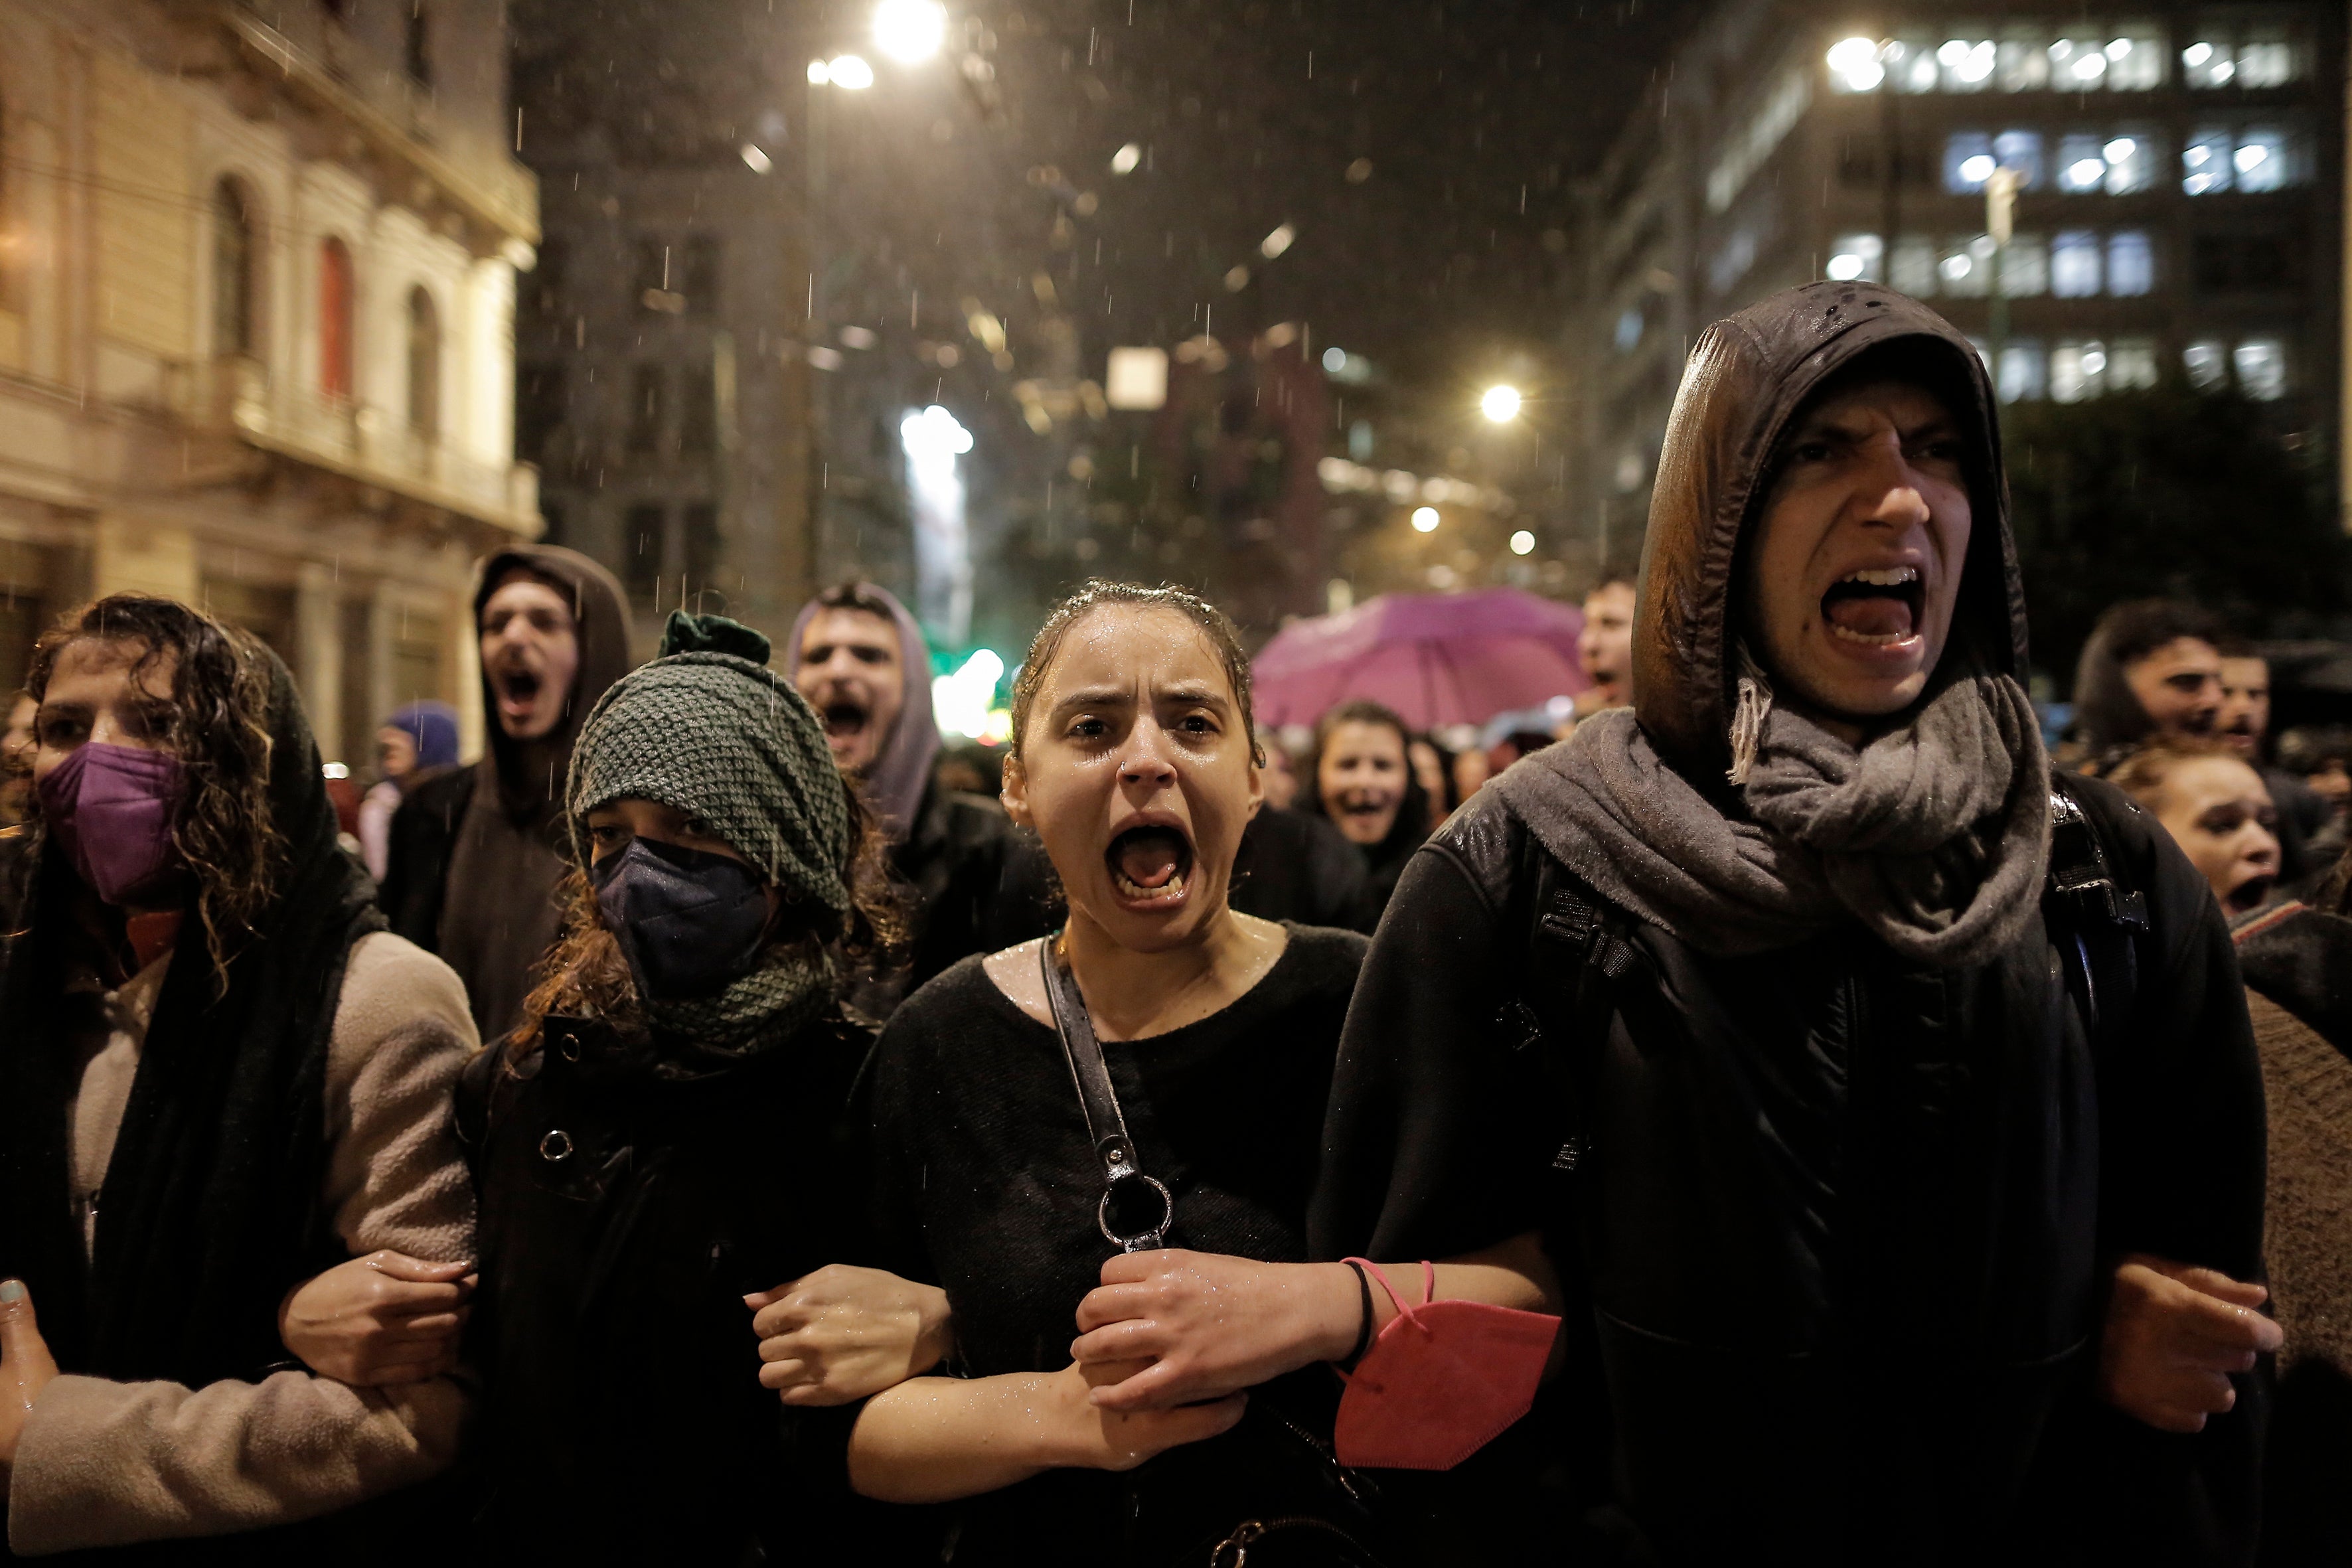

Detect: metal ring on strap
[1098,1172,1174,1253]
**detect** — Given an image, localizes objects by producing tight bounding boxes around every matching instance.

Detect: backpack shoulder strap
[2047,775,2149,932]
[2045,774,2148,1047]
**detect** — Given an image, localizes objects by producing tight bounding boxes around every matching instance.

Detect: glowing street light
[1480,384,1522,422]
[873,0,948,64]
[823,54,874,89]
[1510,530,1536,556]
[1411,507,1441,533]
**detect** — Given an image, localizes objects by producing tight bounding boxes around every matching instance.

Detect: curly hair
[1008,580,1262,765]
[511,783,905,1055]
[22,595,280,978]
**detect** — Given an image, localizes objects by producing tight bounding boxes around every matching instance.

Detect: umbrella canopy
[1251,588,1591,732]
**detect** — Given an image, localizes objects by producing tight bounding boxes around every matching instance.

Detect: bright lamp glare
[1480,384,1522,422]
[826,54,874,89]
[1261,223,1296,260]
[1509,530,1536,556]
[1959,154,1996,184]
[873,0,948,64]
[1111,142,1142,175]
[808,59,830,84]
[1411,507,1441,533]
[932,648,1006,740]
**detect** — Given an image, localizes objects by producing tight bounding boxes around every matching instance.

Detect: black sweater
[864,924,1368,1565]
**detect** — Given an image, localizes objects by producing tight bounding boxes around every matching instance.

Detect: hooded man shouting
[381,546,633,1044]
[1312,284,2272,1563]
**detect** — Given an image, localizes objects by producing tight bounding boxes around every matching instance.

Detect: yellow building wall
[92,516,198,601]
[90,53,193,362]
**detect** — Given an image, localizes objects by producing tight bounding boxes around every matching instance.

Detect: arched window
[405,285,439,436]
[212,178,257,356]
[319,239,354,398]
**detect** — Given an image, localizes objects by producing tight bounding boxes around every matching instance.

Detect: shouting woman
[795,582,1557,1567]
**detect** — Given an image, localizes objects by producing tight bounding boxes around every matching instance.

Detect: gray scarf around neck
[1490,664,2051,968]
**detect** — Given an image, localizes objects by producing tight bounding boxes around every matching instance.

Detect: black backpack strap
[2046,775,2146,1046]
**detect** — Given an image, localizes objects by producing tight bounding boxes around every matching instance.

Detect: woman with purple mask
[0,594,479,1556]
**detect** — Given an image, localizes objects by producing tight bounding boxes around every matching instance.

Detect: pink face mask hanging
[1332,1257,1560,1471]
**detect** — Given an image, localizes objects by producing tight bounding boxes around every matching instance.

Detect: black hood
[1631,281,2027,778]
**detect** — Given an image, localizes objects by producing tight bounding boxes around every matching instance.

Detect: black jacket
[377,762,479,951]
[855,780,1055,1017]
[453,1014,911,1563]
[1310,284,2268,1567]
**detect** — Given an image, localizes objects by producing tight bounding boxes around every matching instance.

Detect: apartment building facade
[0,0,540,765]
[1578,0,2345,544]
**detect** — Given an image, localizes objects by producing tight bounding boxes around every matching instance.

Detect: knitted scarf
[1490,659,2050,969]
[567,613,854,1061]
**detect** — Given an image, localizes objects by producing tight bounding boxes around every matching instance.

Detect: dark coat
[1312,285,2268,1566]
[453,1012,911,1563]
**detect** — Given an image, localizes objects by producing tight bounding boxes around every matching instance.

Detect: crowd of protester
[0,278,2342,1566]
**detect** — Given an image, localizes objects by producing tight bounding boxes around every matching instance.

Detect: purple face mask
[37,742,189,905]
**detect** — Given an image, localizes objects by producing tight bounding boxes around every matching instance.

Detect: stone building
[0,0,540,765]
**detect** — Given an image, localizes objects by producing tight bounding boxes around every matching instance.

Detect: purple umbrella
[1251,588,1591,732]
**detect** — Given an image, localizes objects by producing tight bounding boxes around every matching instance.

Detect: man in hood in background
[787,582,1050,1014]
[381,545,633,1045]
[1314,283,2271,1563]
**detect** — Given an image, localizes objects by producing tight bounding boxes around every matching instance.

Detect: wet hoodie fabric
[380,545,633,1045]
[1311,285,2267,1565]
[785,584,1050,1013]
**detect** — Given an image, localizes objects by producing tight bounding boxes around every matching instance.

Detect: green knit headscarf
[566,611,854,1058]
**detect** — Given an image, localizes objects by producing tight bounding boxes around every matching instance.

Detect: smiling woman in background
[1300,698,1429,922]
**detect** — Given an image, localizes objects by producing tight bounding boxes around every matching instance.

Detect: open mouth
[822,699,872,741]
[1107,824,1195,906]
[2225,873,2275,915]
[493,665,544,719]
[1820,566,1924,649]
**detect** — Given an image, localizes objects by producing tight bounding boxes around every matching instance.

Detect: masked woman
[453,612,907,1561]
[815,582,1557,1567]
[0,595,478,1557]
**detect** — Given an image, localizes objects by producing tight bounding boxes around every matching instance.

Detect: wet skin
[1578,581,1636,707]
[2148,753,2280,915]
[796,607,904,775]
[2124,637,2223,742]
[1741,380,1972,737]
[479,574,581,742]
[1318,719,1407,847]
[2217,656,2270,759]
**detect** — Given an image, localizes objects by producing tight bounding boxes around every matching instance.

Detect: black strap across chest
[1039,937,1174,1253]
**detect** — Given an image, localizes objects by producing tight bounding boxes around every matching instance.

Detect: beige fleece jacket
[7,931,479,1555]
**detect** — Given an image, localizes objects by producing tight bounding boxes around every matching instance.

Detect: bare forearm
[846,1374,1065,1504]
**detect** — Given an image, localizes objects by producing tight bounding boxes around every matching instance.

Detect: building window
[2102,33,2162,90]
[2233,340,2286,400]
[1936,234,1993,297]
[405,287,439,435]
[319,239,354,399]
[212,178,257,356]
[683,503,720,586]
[627,365,666,454]
[2050,341,2106,404]
[2059,132,2154,194]
[1936,37,1998,92]
[2105,232,2154,297]
[1998,234,2049,296]
[1826,234,1883,282]
[1996,29,2051,92]
[2184,29,2300,90]
[2185,128,2297,195]
[679,360,716,455]
[2184,341,2229,390]
[516,364,568,463]
[2051,230,2102,297]
[1944,132,1994,193]
[683,236,722,316]
[1992,129,2044,188]
[1890,236,1938,296]
[623,504,665,599]
[1997,341,2047,403]
[405,2,432,87]
[2233,129,2288,192]
[2107,338,2159,391]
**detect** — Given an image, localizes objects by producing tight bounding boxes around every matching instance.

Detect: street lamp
[1480,384,1522,422]
[1411,507,1441,532]
[872,0,947,65]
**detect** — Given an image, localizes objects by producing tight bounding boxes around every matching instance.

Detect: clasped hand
[1069,1249,1356,1413]
[2098,1253,2282,1433]
[747,1265,955,1406]
[277,1249,475,1387]
[0,1281,59,1482]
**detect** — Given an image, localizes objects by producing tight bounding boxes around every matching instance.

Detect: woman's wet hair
[1008,581,1261,765]
[23,594,279,974]
[2093,734,2254,805]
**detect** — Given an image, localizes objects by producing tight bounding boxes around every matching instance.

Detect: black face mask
[590,836,771,1000]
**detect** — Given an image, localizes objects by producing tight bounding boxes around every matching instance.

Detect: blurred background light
[1411,506,1441,532]
[872,0,948,64]
[1480,384,1522,422]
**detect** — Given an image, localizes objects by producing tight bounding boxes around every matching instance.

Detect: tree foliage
[2002,387,2345,684]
